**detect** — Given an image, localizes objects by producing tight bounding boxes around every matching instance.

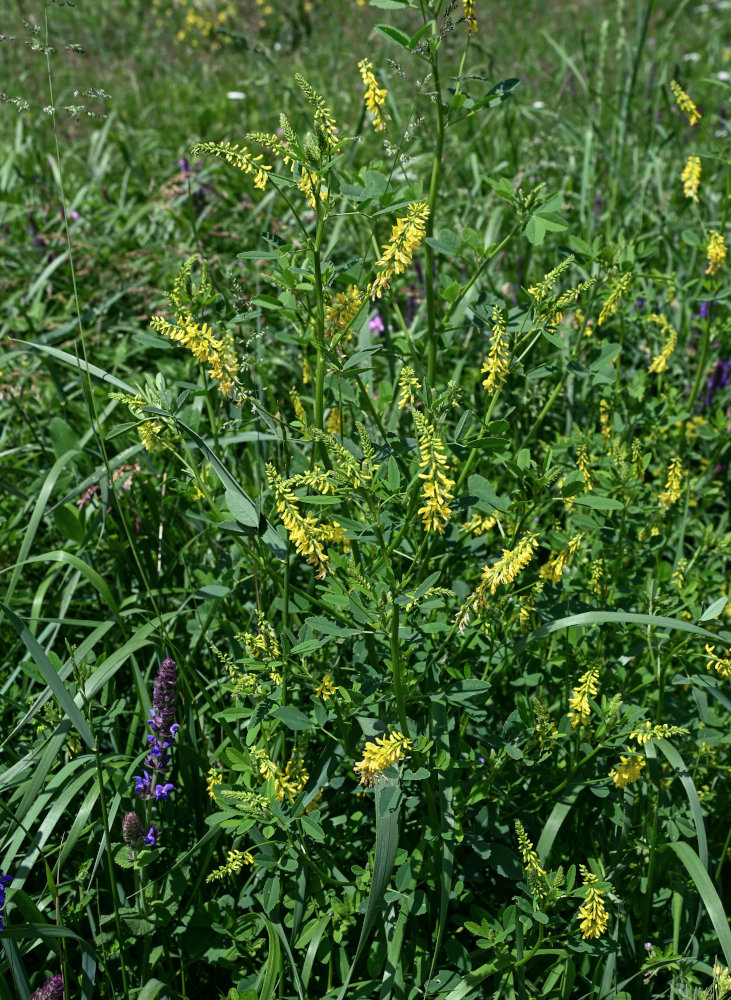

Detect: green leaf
[653,740,707,870]
[664,841,731,967]
[572,492,624,511]
[374,24,411,47]
[271,706,313,731]
[305,615,360,637]
[701,596,728,622]
[0,603,94,748]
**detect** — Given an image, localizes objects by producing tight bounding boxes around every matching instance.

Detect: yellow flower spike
[658,456,684,509]
[567,666,600,728]
[575,443,594,492]
[681,155,701,201]
[577,866,609,939]
[647,313,678,374]
[358,58,390,132]
[206,767,223,800]
[192,140,272,190]
[206,849,254,882]
[598,272,633,326]
[354,731,413,786]
[315,673,338,700]
[481,306,510,395]
[473,532,539,604]
[397,365,420,409]
[706,643,731,679]
[671,80,702,126]
[706,231,727,276]
[414,411,455,534]
[462,0,477,32]
[609,751,645,788]
[368,202,429,300]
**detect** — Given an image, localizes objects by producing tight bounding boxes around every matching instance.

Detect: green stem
[93,741,130,995]
[425,45,446,391]
[687,300,713,411]
[390,604,410,736]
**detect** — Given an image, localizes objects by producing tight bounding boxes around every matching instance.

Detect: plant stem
[425,39,446,391]
[390,604,410,736]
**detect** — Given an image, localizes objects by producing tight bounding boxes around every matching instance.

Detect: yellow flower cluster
[191,140,271,190]
[358,58,390,132]
[539,534,582,584]
[206,848,254,883]
[706,231,727,276]
[315,673,338,699]
[354,730,413,786]
[150,313,245,404]
[568,666,599,727]
[647,313,678,374]
[275,754,309,803]
[397,365,420,409]
[481,306,510,395]
[289,387,306,423]
[326,406,342,436]
[598,272,633,326]
[609,752,645,788]
[681,155,701,201]
[629,721,689,745]
[528,256,575,301]
[658,456,684,509]
[465,511,500,536]
[206,767,223,799]
[474,532,539,603]
[671,80,702,126]
[706,644,731,679]
[241,612,281,661]
[414,411,455,533]
[577,866,609,939]
[326,284,365,334]
[462,0,477,32]
[575,443,594,492]
[267,463,344,578]
[369,202,430,300]
[515,819,545,875]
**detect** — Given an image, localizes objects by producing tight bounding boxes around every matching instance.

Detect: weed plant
[1,1,731,999]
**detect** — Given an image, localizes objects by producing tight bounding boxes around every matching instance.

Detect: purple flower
[144,825,161,846]
[28,974,64,1000]
[134,770,153,799]
[149,658,178,743]
[369,315,384,335]
[154,783,175,801]
[0,869,12,931]
[634,297,645,313]
[703,357,731,408]
[122,811,144,847]
[699,299,710,319]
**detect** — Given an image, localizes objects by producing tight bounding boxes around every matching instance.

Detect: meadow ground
[1,1,730,998]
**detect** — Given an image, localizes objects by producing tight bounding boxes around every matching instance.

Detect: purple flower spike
[154,783,175,801]
[0,869,12,931]
[28,974,64,1000]
[144,825,161,846]
[150,658,178,743]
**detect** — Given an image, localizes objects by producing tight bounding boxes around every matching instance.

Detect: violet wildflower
[0,869,12,931]
[369,314,385,335]
[703,357,731,408]
[28,974,64,1000]
[134,657,179,800]
[144,825,161,846]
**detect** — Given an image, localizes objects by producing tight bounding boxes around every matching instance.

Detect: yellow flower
[267,464,332,578]
[658,456,683,509]
[576,443,594,491]
[358,57,390,131]
[598,272,633,326]
[567,666,599,727]
[515,820,546,901]
[480,306,510,395]
[275,754,309,802]
[354,730,412,786]
[681,155,701,201]
[192,140,271,189]
[414,411,455,533]
[473,533,539,604]
[397,365,420,409]
[539,534,582,584]
[609,751,645,787]
[629,721,689,745]
[206,767,223,799]
[289,387,306,423]
[706,231,727,276]
[671,80,702,126]
[706,644,731,679]
[326,284,365,334]
[577,866,609,939]
[315,673,338,699]
[462,0,477,32]
[369,202,429,300]
[206,849,254,882]
[647,313,678,374]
